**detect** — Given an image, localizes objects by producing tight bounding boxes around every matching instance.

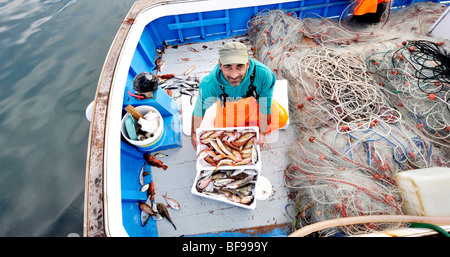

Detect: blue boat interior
[119,0,443,237]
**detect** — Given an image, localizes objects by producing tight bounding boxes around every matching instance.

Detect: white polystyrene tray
[190,168,260,209]
[195,126,262,171]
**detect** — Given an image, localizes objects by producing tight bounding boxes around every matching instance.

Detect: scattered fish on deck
[184,65,195,76]
[144,153,168,170]
[162,192,180,210]
[157,202,177,230]
[154,152,168,158]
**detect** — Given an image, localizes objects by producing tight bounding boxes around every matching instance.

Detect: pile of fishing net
[247,2,450,236]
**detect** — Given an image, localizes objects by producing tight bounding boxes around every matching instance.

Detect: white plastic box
[394,167,450,216]
[191,168,260,209]
[191,126,262,209]
[195,126,262,171]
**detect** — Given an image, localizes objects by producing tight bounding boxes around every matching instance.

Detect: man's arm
[191,114,203,149]
[258,112,271,147]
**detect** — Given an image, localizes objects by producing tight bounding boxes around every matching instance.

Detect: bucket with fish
[195,126,262,171]
[121,105,165,152]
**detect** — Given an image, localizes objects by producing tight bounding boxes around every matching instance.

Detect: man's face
[219,60,249,87]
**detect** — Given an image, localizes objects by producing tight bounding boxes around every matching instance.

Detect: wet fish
[200,130,214,139]
[232,132,256,147]
[226,175,255,189]
[140,184,149,192]
[162,192,180,210]
[157,202,177,230]
[197,175,213,190]
[139,163,146,186]
[188,46,198,52]
[215,159,234,170]
[252,144,258,165]
[140,195,153,226]
[197,148,217,159]
[172,92,182,100]
[148,181,155,200]
[215,138,233,156]
[144,153,168,170]
[214,178,234,187]
[180,89,194,96]
[184,66,195,76]
[154,152,168,158]
[138,202,156,216]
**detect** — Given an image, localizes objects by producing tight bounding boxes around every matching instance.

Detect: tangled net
[247,2,450,236]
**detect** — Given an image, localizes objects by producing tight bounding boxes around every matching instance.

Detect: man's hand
[191,132,198,150]
[191,114,203,150]
[257,132,266,148]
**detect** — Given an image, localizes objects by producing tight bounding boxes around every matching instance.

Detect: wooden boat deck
[148,37,296,236]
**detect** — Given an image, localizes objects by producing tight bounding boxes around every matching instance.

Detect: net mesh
[247,2,450,236]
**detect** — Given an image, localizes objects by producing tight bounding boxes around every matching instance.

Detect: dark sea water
[0,0,134,236]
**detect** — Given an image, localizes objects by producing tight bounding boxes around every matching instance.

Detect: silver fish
[154,152,168,158]
[140,184,149,192]
[139,163,146,186]
[226,175,255,189]
[214,178,234,187]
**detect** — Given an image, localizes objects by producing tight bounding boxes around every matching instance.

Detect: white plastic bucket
[121,105,165,152]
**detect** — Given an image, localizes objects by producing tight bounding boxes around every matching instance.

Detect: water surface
[0,0,135,236]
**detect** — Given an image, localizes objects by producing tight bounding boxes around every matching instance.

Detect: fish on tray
[195,169,257,205]
[197,129,259,169]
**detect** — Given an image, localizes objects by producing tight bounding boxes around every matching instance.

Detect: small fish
[157,202,177,230]
[209,139,226,156]
[139,163,146,186]
[226,175,255,189]
[240,195,254,204]
[232,132,256,147]
[163,84,179,90]
[183,80,199,86]
[234,158,251,166]
[184,65,195,76]
[140,184,149,192]
[252,144,258,165]
[215,138,233,156]
[215,159,234,170]
[148,181,155,198]
[137,202,156,216]
[144,153,168,170]
[140,195,153,226]
[181,58,190,61]
[197,175,213,190]
[162,192,180,210]
[188,46,199,52]
[172,92,182,100]
[200,130,214,139]
[180,89,194,96]
[197,148,217,159]
[214,178,234,187]
[154,152,168,158]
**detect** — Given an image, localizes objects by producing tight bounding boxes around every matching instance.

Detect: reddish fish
[144,153,168,170]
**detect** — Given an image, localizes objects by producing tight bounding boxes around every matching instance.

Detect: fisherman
[190,42,288,149]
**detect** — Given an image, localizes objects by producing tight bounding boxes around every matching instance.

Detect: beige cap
[219,42,249,65]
